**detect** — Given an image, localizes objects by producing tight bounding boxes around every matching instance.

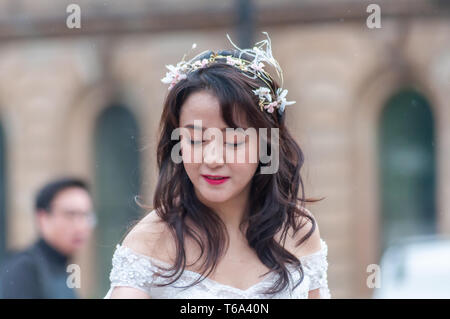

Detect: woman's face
[178,90,259,205]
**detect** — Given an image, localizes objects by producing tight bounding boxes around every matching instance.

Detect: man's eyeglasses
[54,209,98,227]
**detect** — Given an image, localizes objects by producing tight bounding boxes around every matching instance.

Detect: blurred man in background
[0,177,95,298]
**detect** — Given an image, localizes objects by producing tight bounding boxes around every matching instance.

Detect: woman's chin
[196,188,232,204]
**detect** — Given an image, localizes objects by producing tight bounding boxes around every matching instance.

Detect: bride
[104,33,330,299]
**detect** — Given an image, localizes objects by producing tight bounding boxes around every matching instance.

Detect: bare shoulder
[121,209,174,260]
[276,204,322,259]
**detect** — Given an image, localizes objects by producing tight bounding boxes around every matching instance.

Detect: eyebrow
[183,124,248,131]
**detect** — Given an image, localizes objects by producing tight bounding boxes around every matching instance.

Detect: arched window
[94,105,141,296]
[378,89,437,251]
[0,122,6,262]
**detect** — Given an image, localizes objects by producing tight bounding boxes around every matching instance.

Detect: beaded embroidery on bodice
[104,238,330,299]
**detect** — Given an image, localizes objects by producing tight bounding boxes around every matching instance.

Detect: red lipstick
[202,174,230,185]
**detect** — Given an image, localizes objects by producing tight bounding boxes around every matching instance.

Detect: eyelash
[189,140,244,147]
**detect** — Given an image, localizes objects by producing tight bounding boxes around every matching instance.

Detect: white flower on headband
[249,61,265,72]
[226,56,236,66]
[253,87,296,114]
[161,56,211,90]
[160,32,296,115]
[193,58,209,68]
[268,102,278,113]
[161,63,188,90]
[276,88,296,113]
[253,87,272,103]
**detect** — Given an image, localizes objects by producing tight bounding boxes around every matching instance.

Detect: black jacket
[0,237,78,299]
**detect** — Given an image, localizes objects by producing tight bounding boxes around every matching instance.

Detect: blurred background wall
[0,0,449,298]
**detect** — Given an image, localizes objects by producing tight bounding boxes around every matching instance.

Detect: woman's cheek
[180,139,194,164]
[180,142,197,178]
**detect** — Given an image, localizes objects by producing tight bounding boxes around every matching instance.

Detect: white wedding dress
[104,238,331,299]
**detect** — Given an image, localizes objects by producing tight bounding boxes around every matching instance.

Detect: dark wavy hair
[138,49,324,295]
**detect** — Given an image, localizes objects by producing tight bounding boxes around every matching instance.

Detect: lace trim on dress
[300,239,330,298]
[107,238,330,298]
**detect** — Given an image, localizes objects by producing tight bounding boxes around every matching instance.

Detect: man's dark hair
[35,177,90,213]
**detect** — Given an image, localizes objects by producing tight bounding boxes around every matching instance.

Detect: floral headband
[161,32,296,116]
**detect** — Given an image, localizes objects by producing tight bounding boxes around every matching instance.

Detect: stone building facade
[0,0,449,298]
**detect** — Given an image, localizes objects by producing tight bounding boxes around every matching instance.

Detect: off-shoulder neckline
[114,238,327,294]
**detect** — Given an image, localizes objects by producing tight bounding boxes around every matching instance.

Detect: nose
[203,137,224,167]
[74,218,91,234]
[73,212,96,231]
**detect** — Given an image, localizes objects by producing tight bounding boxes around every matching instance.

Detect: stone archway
[64,84,147,298]
[0,120,6,261]
[378,88,437,250]
[93,104,142,297]
[351,68,445,297]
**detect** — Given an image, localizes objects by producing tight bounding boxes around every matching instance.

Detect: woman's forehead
[180,91,249,129]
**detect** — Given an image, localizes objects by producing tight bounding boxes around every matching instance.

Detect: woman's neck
[196,186,251,236]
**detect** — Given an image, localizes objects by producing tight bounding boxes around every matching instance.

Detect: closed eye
[189,139,204,145]
[226,141,245,147]
[189,139,245,147]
